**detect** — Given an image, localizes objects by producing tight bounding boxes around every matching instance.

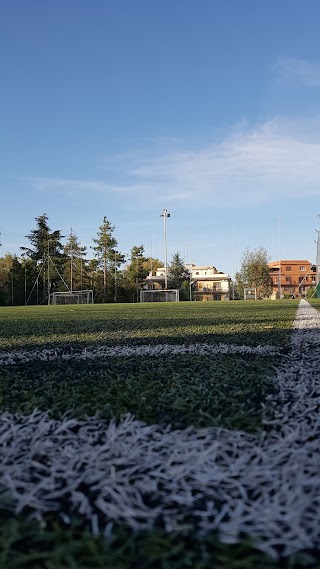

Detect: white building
[144,264,231,301]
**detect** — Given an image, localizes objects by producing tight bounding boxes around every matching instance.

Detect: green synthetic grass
[308,298,320,311]
[0,300,308,568]
[0,353,278,431]
[0,300,296,431]
[0,514,316,569]
[0,300,298,351]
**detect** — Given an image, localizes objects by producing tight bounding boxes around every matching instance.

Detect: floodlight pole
[316,214,320,289]
[47,240,50,304]
[160,209,170,289]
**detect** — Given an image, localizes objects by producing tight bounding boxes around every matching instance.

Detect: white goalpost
[140,289,179,302]
[50,290,94,305]
[244,288,257,300]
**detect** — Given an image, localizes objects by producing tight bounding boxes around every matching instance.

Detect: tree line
[0,213,190,306]
[0,214,287,306]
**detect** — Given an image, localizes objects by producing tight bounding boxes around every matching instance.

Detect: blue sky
[1,0,320,277]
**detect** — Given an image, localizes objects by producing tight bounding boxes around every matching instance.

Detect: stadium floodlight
[160,209,170,289]
[316,236,319,284]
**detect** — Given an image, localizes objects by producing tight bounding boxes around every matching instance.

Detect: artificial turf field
[0,300,319,568]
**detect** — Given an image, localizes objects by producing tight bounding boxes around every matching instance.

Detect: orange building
[268,260,316,299]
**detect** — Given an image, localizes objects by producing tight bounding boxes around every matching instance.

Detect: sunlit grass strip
[0,301,320,561]
[0,300,298,351]
[0,342,281,366]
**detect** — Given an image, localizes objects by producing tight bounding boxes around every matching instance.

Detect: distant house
[268,260,316,299]
[143,264,231,301]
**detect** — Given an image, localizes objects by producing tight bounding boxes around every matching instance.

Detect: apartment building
[144,264,231,301]
[268,260,316,298]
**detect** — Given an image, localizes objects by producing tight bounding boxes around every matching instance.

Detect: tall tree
[63,229,88,291]
[122,245,162,302]
[235,246,272,300]
[21,214,64,303]
[0,254,13,305]
[123,245,148,302]
[92,217,123,303]
[119,246,162,302]
[0,254,28,306]
[168,252,191,300]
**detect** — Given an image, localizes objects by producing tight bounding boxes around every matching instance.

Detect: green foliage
[306,286,316,299]
[22,213,64,265]
[121,245,163,303]
[235,247,272,300]
[122,245,150,302]
[62,229,89,292]
[20,213,65,304]
[91,217,124,303]
[168,252,190,299]
[0,254,36,306]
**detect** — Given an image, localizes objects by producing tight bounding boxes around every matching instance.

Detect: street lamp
[160,209,170,289]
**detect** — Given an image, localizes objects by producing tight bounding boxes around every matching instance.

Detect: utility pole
[114,251,117,303]
[160,209,170,289]
[232,223,235,300]
[316,214,320,297]
[278,217,282,299]
[47,239,50,304]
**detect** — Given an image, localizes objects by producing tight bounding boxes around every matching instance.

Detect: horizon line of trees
[0,213,290,306]
[0,213,193,306]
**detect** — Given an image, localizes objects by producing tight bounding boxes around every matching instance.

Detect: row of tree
[0,213,282,306]
[0,213,191,306]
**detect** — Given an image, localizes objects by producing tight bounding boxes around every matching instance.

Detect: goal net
[244,288,257,300]
[50,290,94,305]
[140,289,179,302]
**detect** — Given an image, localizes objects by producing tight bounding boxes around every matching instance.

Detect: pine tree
[21,214,64,303]
[168,252,190,299]
[63,229,87,291]
[92,217,124,303]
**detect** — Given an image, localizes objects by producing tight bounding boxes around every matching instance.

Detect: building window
[300,266,306,271]
[285,266,292,271]
[286,277,292,283]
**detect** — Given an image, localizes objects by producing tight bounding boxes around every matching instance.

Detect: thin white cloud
[124,118,320,206]
[272,57,320,87]
[24,117,320,209]
[22,177,157,195]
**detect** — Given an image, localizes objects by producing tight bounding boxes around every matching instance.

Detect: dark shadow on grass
[0,329,284,432]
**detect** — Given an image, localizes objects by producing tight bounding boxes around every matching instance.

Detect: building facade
[268,260,316,299]
[144,264,231,301]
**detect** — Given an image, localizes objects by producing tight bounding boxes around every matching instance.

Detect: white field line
[0,300,320,560]
[0,342,281,365]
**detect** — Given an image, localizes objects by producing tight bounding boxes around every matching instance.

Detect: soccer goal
[50,290,94,305]
[140,289,179,302]
[244,287,257,300]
